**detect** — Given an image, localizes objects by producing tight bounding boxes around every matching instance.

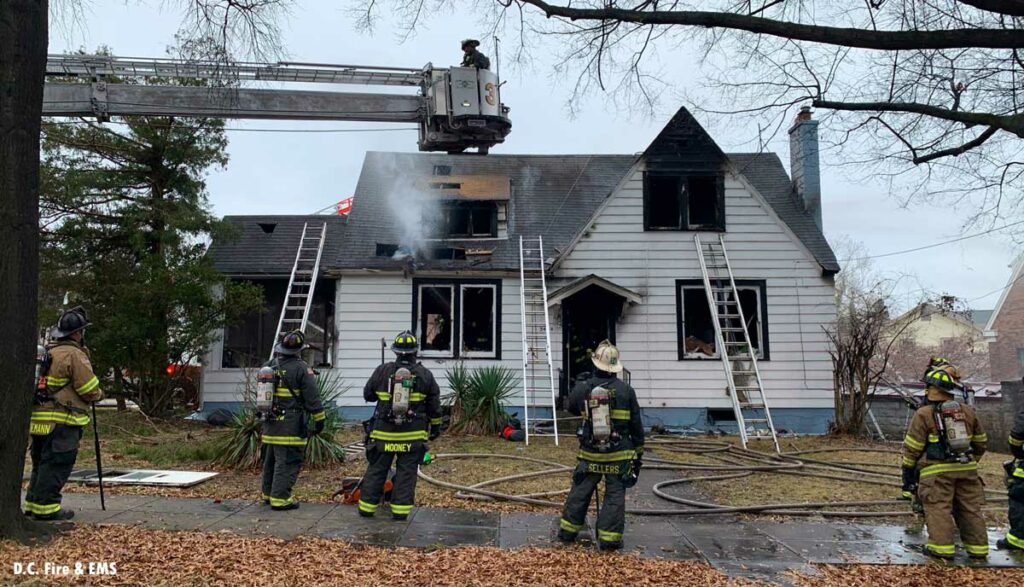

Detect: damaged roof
[209,215,349,275]
[208,109,839,276]
[331,152,637,272]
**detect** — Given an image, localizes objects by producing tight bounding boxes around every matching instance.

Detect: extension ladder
[518,236,559,445]
[695,234,779,451]
[270,222,328,360]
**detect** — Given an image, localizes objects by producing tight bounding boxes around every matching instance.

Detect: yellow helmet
[923,363,961,401]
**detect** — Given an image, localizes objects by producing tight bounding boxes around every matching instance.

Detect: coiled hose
[417,436,1008,517]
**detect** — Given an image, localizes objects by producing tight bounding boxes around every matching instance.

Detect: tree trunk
[0,0,48,539]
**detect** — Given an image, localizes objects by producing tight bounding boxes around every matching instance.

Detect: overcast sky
[49,1,1020,314]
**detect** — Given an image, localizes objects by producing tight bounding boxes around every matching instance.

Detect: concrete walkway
[46,492,1023,584]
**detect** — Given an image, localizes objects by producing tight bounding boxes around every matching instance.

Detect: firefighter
[901,359,989,559]
[357,331,442,520]
[24,307,103,521]
[997,382,1024,551]
[558,340,644,551]
[461,39,490,70]
[260,330,326,511]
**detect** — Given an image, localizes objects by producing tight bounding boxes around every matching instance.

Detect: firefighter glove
[429,423,441,441]
[900,466,918,501]
[1012,441,1024,460]
[312,418,326,436]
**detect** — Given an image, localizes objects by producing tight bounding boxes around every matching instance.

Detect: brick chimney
[788,105,822,231]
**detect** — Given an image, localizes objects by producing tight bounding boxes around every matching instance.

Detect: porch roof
[547,274,643,307]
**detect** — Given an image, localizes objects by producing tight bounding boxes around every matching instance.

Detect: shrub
[215,407,262,470]
[448,365,519,436]
[444,362,473,425]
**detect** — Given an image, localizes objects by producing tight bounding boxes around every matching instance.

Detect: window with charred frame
[412,278,501,359]
[643,173,725,231]
[439,200,498,238]
[675,279,768,361]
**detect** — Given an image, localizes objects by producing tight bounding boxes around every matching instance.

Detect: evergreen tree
[39,41,262,415]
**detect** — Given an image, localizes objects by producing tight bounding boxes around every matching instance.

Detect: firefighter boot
[35,509,75,521]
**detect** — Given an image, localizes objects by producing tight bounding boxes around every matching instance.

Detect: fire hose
[417,436,1008,517]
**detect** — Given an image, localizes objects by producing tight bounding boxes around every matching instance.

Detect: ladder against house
[519,236,560,445]
[695,234,780,452]
[270,222,328,360]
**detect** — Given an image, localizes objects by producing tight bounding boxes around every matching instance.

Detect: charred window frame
[674,279,769,361]
[412,278,502,359]
[440,201,498,238]
[643,173,725,231]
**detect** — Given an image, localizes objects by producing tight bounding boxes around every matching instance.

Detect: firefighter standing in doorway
[559,340,644,551]
[997,380,1024,551]
[358,331,442,520]
[461,39,490,70]
[901,358,989,559]
[260,330,325,511]
[25,307,103,521]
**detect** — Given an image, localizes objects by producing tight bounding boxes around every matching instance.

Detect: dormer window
[643,173,725,231]
[440,201,498,238]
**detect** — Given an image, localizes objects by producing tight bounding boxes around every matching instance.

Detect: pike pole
[90,403,105,510]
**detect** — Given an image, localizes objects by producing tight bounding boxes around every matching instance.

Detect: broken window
[686,176,721,228]
[418,285,454,355]
[644,173,725,231]
[414,279,501,359]
[461,285,496,356]
[440,201,497,238]
[433,165,452,176]
[677,280,767,360]
[644,175,683,230]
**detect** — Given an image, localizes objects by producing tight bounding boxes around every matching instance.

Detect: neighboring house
[985,254,1024,381]
[889,302,985,348]
[201,107,840,433]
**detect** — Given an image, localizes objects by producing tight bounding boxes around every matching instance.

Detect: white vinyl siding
[555,165,836,410]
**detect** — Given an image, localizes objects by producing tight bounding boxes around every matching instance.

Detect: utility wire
[840,219,1024,262]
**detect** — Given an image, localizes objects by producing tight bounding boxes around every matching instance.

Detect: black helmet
[274,330,307,356]
[51,306,90,339]
[391,330,419,355]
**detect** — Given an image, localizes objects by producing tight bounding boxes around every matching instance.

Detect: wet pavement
[47,493,1024,584]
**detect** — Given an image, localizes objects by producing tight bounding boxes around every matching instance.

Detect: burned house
[202,107,840,432]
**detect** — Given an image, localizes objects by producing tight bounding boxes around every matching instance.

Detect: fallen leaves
[0,526,752,587]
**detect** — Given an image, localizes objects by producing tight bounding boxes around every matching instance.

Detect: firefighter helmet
[274,330,306,356]
[461,39,480,49]
[51,306,90,339]
[590,340,623,374]
[391,331,419,355]
[924,363,961,401]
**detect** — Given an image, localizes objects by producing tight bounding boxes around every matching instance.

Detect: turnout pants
[261,443,305,508]
[1006,473,1024,549]
[559,460,627,546]
[919,470,989,557]
[24,425,83,517]
[357,440,421,518]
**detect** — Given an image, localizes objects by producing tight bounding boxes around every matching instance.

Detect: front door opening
[561,285,626,397]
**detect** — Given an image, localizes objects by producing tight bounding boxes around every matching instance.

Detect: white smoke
[379,154,440,259]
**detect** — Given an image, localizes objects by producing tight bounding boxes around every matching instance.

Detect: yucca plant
[451,365,519,435]
[304,369,350,468]
[215,407,263,469]
[444,362,473,426]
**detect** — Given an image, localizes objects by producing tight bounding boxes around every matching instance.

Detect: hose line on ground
[417,436,1009,518]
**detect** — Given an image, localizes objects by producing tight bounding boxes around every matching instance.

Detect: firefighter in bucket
[901,357,989,559]
[558,340,644,550]
[357,331,442,520]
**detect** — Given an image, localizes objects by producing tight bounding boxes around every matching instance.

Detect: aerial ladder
[42,54,512,153]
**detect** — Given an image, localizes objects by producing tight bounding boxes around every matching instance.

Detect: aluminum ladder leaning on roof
[695,233,779,452]
[518,236,559,445]
[270,222,328,360]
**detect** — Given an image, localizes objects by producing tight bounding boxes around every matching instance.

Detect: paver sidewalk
[45,492,1024,584]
